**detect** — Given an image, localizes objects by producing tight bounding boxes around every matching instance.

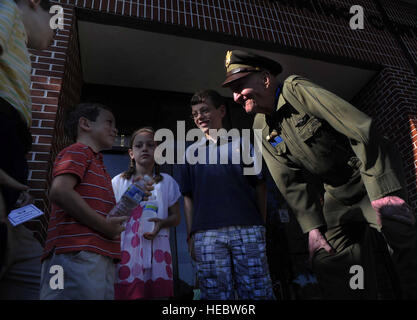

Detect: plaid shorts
[193,225,275,300]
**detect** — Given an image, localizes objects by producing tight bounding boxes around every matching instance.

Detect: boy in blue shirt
[181,89,275,300]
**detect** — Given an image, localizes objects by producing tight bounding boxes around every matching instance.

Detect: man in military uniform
[221,49,417,299]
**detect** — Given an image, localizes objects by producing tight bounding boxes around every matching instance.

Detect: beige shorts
[40,249,116,300]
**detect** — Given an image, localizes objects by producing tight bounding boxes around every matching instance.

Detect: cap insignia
[225,51,232,69]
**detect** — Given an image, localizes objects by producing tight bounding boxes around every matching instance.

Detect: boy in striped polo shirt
[0,0,54,299]
[39,103,146,300]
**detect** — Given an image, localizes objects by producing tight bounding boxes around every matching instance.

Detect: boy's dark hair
[191,89,225,109]
[65,102,112,141]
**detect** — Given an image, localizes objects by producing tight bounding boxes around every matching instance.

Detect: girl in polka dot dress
[111,127,181,299]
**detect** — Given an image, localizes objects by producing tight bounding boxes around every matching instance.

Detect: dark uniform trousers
[254,75,417,299]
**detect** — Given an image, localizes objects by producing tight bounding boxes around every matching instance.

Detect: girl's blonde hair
[121,127,163,183]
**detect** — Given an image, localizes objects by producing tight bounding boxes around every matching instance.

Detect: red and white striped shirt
[42,142,120,261]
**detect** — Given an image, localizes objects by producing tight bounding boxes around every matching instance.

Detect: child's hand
[143,218,162,240]
[187,235,196,261]
[133,175,154,201]
[103,216,129,239]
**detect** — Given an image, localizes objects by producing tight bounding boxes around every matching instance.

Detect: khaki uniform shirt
[254,75,407,233]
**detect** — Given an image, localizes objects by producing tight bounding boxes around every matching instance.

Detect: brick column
[352,67,417,209]
[26,5,83,245]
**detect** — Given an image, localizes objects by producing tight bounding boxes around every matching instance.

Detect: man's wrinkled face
[228,72,273,115]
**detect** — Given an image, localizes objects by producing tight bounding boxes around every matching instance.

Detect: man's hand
[103,216,128,240]
[372,196,415,227]
[308,228,334,265]
[0,169,29,192]
[0,170,31,223]
[143,218,162,240]
[14,191,34,208]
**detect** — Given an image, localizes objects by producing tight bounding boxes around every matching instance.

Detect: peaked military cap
[222,50,282,87]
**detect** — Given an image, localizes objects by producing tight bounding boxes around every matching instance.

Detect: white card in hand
[8,204,44,227]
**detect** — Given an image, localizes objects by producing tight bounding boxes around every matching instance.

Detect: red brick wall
[27,5,82,244]
[382,0,417,68]
[53,0,416,69]
[352,67,417,209]
[26,0,417,241]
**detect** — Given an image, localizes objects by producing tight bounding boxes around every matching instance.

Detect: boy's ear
[78,117,91,132]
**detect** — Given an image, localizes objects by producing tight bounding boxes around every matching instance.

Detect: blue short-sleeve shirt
[180,133,265,234]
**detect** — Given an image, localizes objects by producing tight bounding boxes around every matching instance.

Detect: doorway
[76,14,379,299]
